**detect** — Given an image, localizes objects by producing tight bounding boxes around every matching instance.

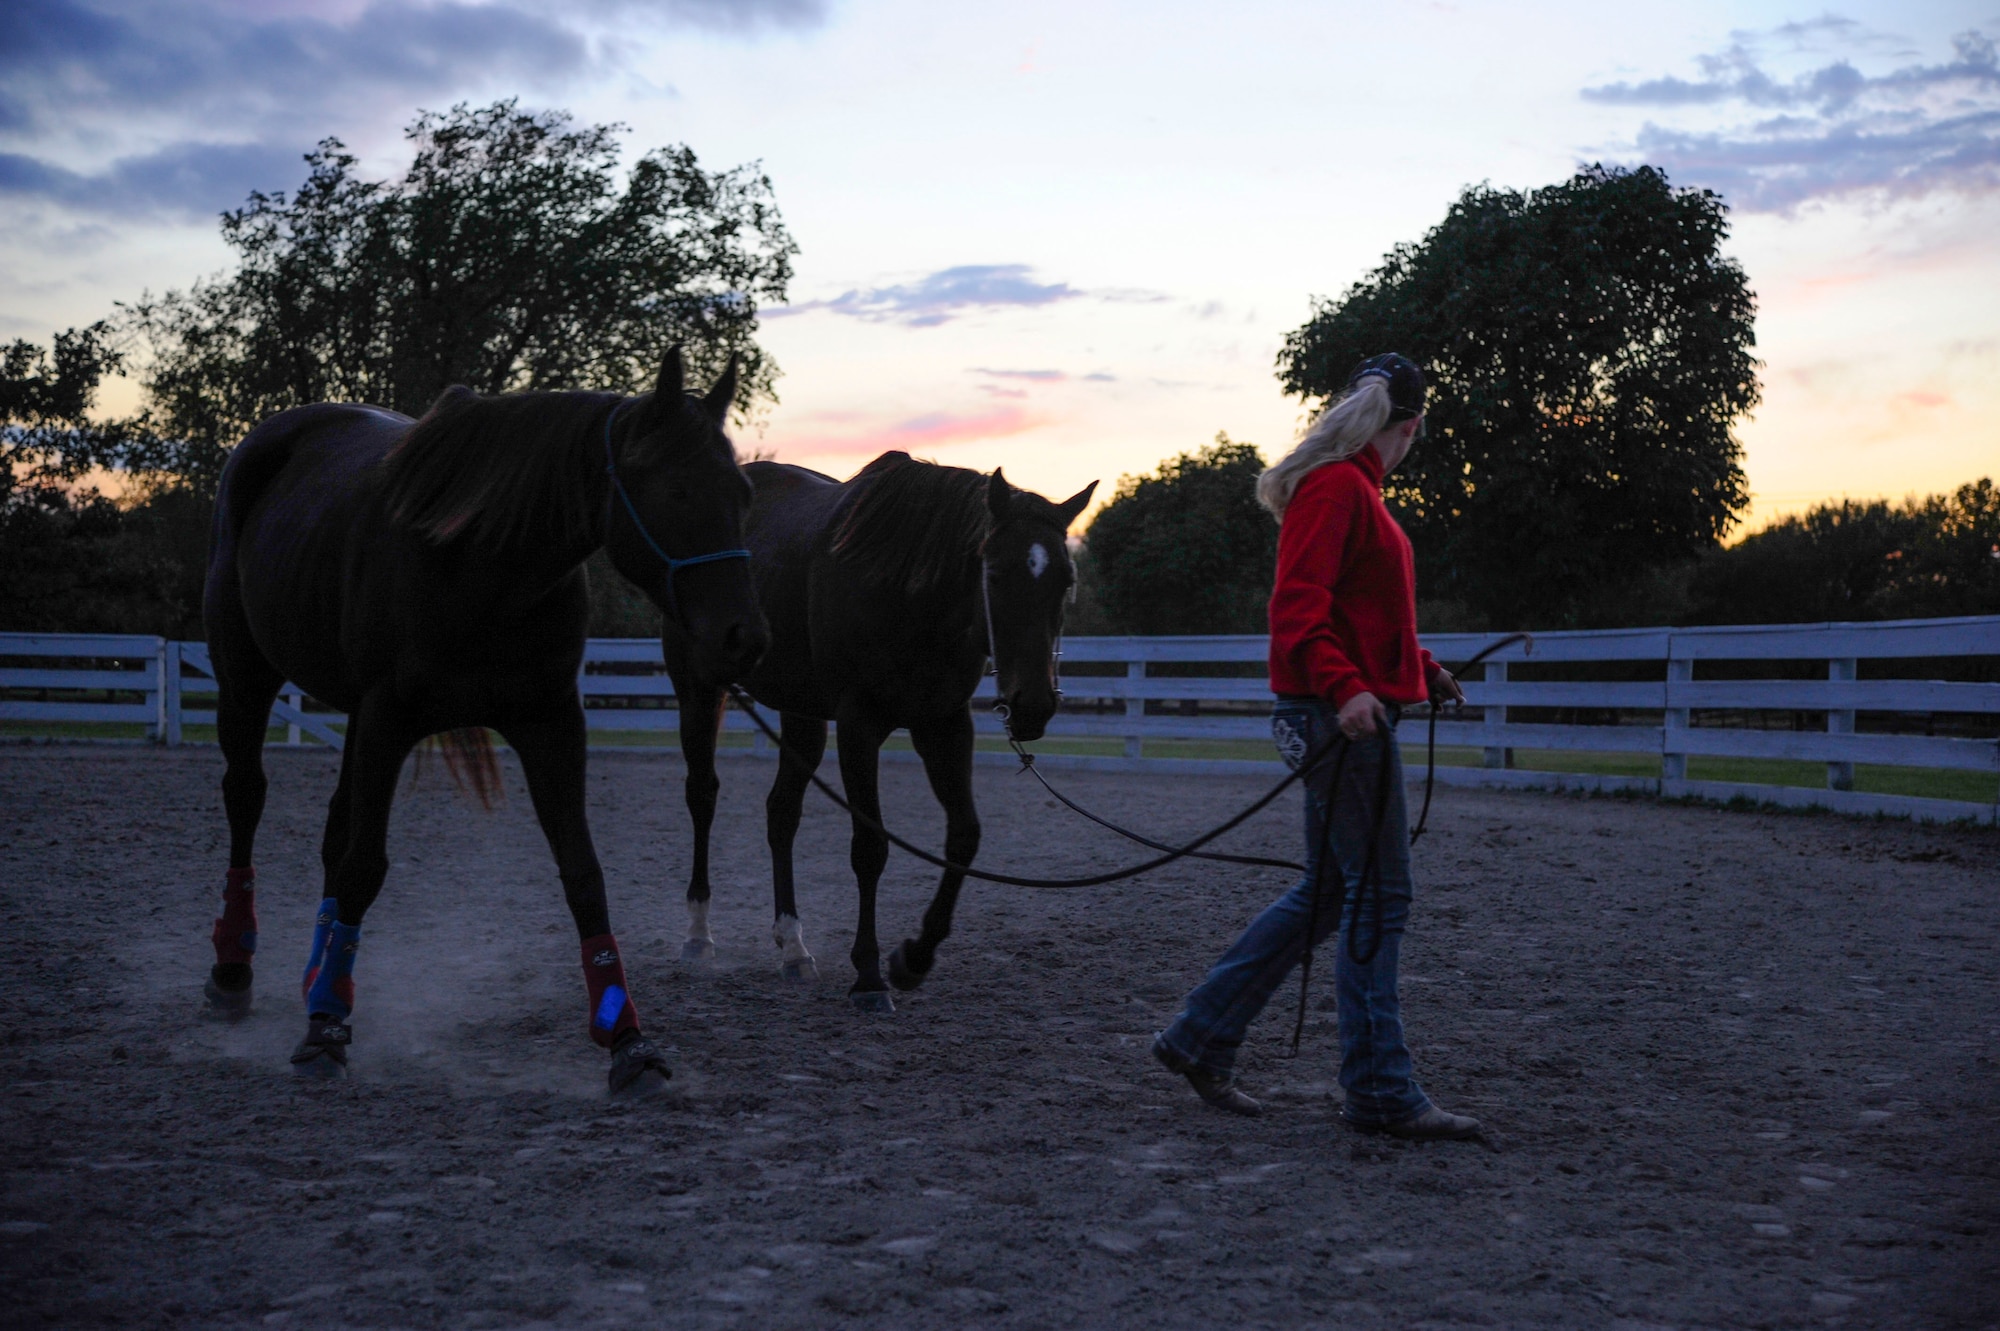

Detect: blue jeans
[1158,698,1428,1126]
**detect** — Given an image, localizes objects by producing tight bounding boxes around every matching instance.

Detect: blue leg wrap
[305,921,361,1019]
[301,897,338,996]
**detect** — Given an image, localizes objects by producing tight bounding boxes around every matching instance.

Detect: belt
[1273,696,1401,725]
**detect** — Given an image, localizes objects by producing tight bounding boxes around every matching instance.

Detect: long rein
[721,632,1531,895]
[622,445,1535,1051]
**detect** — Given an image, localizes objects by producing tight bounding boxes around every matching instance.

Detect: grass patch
[6,719,1992,806]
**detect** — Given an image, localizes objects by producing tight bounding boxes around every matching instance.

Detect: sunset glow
[3,0,1994,534]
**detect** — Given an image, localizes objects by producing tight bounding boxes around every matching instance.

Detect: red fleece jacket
[1267,446,1436,708]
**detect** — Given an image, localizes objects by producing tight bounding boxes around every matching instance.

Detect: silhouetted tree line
[1069,443,1999,634]
[2,101,793,639]
[1076,165,1994,634]
[9,138,1995,641]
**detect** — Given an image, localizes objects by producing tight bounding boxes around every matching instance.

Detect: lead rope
[996,631,1528,1055]
[1009,633,1536,877]
[724,684,1336,889]
[1285,632,1533,1053]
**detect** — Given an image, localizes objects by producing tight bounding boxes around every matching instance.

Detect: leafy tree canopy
[1081,436,1276,635]
[127,100,797,482]
[1277,164,1758,629]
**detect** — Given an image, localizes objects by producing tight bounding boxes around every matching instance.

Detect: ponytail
[1255,376,1394,519]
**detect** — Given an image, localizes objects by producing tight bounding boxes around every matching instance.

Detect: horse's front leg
[290,690,421,1079]
[501,697,672,1096]
[889,707,980,992]
[834,703,894,1012]
[767,711,829,981]
[673,675,725,962]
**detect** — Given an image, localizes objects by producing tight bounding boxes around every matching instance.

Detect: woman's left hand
[1429,666,1465,707]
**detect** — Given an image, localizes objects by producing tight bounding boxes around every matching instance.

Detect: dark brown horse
[664,451,1094,1010]
[202,349,767,1092]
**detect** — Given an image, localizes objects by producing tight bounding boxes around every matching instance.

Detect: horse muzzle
[999,687,1057,743]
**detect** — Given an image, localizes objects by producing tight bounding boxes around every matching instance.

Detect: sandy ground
[0,743,1996,1331]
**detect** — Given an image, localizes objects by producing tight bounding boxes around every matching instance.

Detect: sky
[3,0,1996,533]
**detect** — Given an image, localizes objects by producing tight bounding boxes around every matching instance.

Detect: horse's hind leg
[501,698,671,1096]
[835,705,894,1012]
[766,711,829,982]
[204,643,284,1016]
[674,676,725,962]
[889,708,980,992]
[298,728,358,1014]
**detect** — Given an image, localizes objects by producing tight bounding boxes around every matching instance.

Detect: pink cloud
[768,406,1044,457]
[1894,390,1952,409]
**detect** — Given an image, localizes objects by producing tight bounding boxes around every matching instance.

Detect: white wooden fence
[3,617,1996,825]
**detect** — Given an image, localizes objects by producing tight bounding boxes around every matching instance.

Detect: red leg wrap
[580,933,641,1050]
[211,867,258,966]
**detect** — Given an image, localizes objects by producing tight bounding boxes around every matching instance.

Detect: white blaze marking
[773,912,814,964]
[1027,543,1049,579]
[687,899,713,944]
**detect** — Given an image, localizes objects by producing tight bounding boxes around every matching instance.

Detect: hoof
[608,1037,673,1097]
[291,1053,347,1081]
[779,956,818,983]
[289,1016,350,1079]
[849,989,896,1015]
[203,973,253,1019]
[679,938,717,964]
[886,942,931,992]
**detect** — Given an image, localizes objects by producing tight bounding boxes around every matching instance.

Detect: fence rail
[4,617,1996,825]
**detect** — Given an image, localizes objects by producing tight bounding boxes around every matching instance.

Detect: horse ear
[1056,480,1097,527]
[987,468,1013,522]
[703,355,740,423]
[655,346,686,403]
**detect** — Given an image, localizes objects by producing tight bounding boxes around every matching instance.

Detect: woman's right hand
[1337,690,1387,739]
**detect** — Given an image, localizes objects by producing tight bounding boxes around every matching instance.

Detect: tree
[1277,165,1758,629]
[1688,480,2000,624]
[1081,436,1277,634]
[128,100,797,465]
[1,328,203,635]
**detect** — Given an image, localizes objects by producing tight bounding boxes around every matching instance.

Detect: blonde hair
[1255,376,1394,518]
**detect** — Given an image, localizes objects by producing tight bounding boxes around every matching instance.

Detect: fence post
[286,686,303,747]
[163,641,183,747]
[1827,657,1856,791]
[149,639,166,743]
[1125,659,1145,760]
[1662,650,1691,788]
[1481,661,1511,769]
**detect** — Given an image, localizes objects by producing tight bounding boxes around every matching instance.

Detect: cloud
[770,405,1043,456]
[969,367,1120,394]
[774,264,1082,327]
[0,140,311,216]
[0,0,590,128]
[1583,26,2000,211]
[0,0,822,217]
[974,367,1065,381]
[615,0,825,31]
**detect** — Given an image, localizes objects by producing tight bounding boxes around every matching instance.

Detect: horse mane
[830,452,991,597]
[379,387,615,551]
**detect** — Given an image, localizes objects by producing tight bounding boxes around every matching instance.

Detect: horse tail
[427,728,503,809]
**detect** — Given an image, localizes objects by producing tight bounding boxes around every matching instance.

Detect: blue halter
[602,398,751,625]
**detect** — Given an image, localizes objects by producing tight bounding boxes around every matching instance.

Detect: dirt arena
[1,744,1995,1330]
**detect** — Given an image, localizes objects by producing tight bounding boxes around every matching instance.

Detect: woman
[1151,353,1480,1141]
